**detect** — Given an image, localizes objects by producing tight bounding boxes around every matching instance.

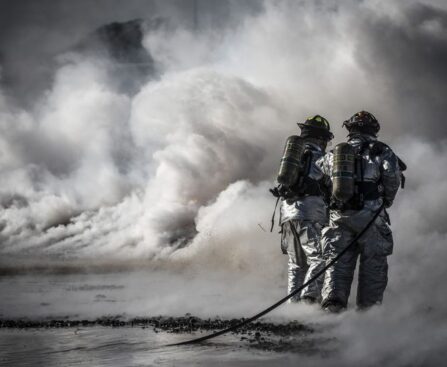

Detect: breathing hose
[164,203,385,347]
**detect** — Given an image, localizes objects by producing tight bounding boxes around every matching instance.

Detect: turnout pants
[321,208,394,308]
[281,220,325,302]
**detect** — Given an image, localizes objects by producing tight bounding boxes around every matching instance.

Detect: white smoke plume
[1,0,447,365]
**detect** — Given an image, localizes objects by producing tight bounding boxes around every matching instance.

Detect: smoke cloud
[1,0,447,365]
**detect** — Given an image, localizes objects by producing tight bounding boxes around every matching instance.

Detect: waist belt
[331,181,381,211]
[357,181,381,200]
[295,177,323,197]
[303,178,323,196]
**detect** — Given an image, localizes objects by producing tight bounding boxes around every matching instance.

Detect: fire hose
[164,203,385,347]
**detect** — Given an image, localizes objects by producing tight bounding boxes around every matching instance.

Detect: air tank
[333,142,355,202]
[277,135,305,188]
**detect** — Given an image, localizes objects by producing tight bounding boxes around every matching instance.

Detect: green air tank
[277,135,305,188]
[333,142,355,202]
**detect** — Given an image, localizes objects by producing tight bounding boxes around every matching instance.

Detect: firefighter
[318,111,404,312]
[272,115,333,303]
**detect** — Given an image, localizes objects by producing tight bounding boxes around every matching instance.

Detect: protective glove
[270,184,289,198]
[269,186,281,198]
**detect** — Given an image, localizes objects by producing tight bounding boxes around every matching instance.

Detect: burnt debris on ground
[0,315,336,354]
[0,314,311,335]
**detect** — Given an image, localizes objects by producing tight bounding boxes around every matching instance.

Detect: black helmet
[343,111,380,136]
[297,115,334,141]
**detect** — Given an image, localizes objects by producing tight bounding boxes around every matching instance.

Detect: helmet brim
[297,123,334,140]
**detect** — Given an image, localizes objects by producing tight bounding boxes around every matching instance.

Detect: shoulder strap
[303,149,313,176]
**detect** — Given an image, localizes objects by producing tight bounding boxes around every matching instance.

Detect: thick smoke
[1,0,447,365]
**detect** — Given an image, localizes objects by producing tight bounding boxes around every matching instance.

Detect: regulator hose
[165,203,385,347]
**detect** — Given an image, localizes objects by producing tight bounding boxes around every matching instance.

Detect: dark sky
[0,0,262,105]
[353,2,447,139]
[1,0,447,140]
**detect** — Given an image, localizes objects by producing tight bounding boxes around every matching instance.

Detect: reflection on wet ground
[0,270,336,366]
[0,324,333,366]
[0,315,334,353]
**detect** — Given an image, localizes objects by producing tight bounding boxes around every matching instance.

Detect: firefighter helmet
[297,115,334,141]
[343,111,380,136]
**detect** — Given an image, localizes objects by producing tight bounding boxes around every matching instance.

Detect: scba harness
[271,136,329,203]
[331,140,406,211]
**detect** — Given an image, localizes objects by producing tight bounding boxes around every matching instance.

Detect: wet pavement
[0,270,337,366]
[0,317,334,366]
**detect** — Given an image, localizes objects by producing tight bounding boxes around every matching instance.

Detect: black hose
[164,203,385,347]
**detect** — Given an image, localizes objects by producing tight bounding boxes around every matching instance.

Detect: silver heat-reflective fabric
[280,142,328,301]
[282,220,325,301]
[318,135,401,308]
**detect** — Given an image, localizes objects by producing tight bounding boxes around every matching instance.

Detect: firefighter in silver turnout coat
[317,111,404,312]
[273,116,333,303]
